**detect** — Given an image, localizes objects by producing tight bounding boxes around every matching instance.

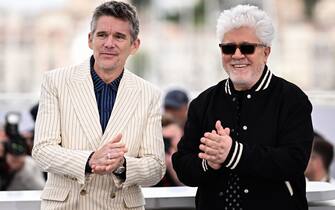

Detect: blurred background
[0,0,335,175]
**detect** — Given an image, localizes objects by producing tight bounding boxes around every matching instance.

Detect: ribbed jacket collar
[224,65,273,95]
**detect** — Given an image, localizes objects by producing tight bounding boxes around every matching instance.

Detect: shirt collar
[90,56,123,92]
[224,65,273,95]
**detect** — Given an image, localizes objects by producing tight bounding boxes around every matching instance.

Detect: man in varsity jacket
[172,5,313,210]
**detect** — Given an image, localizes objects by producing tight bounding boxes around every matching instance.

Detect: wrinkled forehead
[94,15,132,33]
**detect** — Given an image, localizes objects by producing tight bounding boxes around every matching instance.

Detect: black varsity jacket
[172,66,313,210]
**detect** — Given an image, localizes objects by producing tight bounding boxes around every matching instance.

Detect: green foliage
[129,51,149,78]
[165,12,181,23]
[130,0,152,8]
[303,0,318,19]
[193,0,205,26]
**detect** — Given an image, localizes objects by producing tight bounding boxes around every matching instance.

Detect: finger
[199,152,221,163]
[94,156,119,167]
[107,142,126,149]
[92,165,107,173]
[110,133,122,143]
[105,152,123,160]
[200,137,218,148]
[108,157,123,166]
[199,144,206,153]
[203,132,222,142]
[215,120,227,136]
[199,143,218,155]
[224,127,230,135]
[198,152,215,161]
[198,152,207,159]
[106,148,125,157]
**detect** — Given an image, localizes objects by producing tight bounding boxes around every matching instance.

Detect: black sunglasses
[219,43,266,55]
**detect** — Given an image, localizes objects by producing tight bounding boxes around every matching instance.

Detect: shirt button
[243,125,247,130]
[244,189,249,194]
[80,189,87,196]
[219,191,224,197]
[110,192,116,198]
[232,97,237,102]
[247,94,251,99]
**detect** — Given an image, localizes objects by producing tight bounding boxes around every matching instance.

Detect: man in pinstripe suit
[32,1,165,210]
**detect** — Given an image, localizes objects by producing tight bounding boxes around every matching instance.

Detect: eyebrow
[95,31,127,38]
[96,31,108,35]
[114,32,127,38]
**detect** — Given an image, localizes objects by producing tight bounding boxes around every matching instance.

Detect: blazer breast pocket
[123,186,145,208]
[41,187,70,202]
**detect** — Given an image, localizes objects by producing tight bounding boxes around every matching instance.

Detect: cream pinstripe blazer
[32,59,165,210]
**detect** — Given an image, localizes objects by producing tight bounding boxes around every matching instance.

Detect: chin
[230,76,250,88]
[100,63,117,71]
[230,74,248,83]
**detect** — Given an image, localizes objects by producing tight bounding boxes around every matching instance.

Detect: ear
[263,46,271,63]
[130,38,140,55]
[88,32,93,50]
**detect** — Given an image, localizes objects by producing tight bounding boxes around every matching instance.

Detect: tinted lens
[239,44,256,54]
[220,44,237,54]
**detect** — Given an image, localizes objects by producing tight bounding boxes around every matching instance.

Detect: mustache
[230,60,250,65]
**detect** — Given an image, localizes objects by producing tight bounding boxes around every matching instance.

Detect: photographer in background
[164,89,189,128]
[0,112,45,190]
[305,132,335,184]
[154,116,183,186]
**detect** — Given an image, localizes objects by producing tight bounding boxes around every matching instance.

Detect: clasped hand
[198,120,232,170]
[89,134,128,175]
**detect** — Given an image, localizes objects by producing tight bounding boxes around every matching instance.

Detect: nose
[232,48,245,59]
[104,35,115,48]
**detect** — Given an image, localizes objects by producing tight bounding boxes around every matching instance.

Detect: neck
[234,83,252,91]
[95,67,123,84]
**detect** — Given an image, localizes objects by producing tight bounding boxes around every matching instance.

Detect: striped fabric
[32,58,166,210]
[224,66,273,95]
[90,63,123,132]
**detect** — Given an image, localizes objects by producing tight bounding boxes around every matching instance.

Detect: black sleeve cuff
[85,152,94,174]
[222,140,243,170]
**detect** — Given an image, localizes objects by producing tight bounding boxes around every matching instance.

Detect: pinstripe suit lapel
[101,70,140,144]
[67,60,102,149]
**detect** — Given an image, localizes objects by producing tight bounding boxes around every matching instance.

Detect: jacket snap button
[80,189,87,195]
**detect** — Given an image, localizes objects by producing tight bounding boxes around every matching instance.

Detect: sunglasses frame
[219,42,267,55]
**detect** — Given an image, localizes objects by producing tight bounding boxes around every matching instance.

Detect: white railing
[1,183,335,210]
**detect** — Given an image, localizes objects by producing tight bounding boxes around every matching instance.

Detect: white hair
[216,5,274,46]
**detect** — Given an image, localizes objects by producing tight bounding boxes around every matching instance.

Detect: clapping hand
[198,120,232,170]
[89,134,127,175]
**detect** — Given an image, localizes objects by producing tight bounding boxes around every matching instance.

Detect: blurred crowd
[1,89,335,191]
[155,89,189,187]
[0,105,45,190]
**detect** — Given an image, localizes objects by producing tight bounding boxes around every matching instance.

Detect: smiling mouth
[232,64,249,68]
